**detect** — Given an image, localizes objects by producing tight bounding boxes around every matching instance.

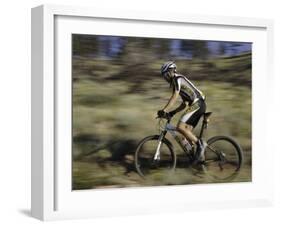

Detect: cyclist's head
[161,61,177,82]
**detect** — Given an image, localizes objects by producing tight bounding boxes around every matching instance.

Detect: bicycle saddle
[203,112,212,121]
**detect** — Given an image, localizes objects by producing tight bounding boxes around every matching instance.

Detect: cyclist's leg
[177,100,207,162]
[177,122,198,144]
[176,101,202,143]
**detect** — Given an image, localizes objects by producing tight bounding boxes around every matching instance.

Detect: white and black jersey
[171,73,205,105]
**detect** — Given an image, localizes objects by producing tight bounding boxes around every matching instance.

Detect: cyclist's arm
[169,101,186,115]
[163,90,180,112]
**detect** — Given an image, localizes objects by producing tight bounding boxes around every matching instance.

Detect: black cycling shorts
[180,99,206,128]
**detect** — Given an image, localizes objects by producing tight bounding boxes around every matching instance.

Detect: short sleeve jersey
[172,73,205,105]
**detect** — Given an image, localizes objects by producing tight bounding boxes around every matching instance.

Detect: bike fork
[154,132,165,161]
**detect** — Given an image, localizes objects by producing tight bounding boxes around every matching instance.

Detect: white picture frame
[31,4,274,221]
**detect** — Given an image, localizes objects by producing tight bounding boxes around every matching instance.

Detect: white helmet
[161,61,177,82]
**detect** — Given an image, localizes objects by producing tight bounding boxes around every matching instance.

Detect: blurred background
[72,34,252,190]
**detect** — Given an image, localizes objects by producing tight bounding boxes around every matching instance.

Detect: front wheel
[204,136,243,181]
[135,135,176,178]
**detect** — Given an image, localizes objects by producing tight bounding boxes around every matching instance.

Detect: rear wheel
[204,136,243,181]
[135,135,176,178]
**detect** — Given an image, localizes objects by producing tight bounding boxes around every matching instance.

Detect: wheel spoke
[206,145,220,155]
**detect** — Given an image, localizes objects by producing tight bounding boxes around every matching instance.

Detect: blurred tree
[72,35,81,55]
[181,40,209,59]
[99,37,112,58]
[140,38,154,49]
[118,37,157,64]
[181,40,193,57]
[72,34,99,57]
[230,43,242,55]
[141,38,159,59]
[118,37,140,64]
[218,42,226,56]
[192,40,209,59]
[156,39,171,59]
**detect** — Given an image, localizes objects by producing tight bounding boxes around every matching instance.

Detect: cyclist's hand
[157,110,167,118]
[157,110,165,118]
[168,111,176,118]
[157,110,170,119]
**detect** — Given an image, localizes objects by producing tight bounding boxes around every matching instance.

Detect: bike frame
[154,116,210,161]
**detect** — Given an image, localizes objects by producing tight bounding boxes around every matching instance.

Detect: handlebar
[155,114,173,133]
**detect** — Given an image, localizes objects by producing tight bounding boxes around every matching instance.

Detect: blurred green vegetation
[72,36,252,190]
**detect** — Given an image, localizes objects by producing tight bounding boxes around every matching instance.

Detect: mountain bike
[134,112,243,181]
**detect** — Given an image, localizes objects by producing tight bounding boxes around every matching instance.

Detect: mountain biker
[157,61,207,163]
